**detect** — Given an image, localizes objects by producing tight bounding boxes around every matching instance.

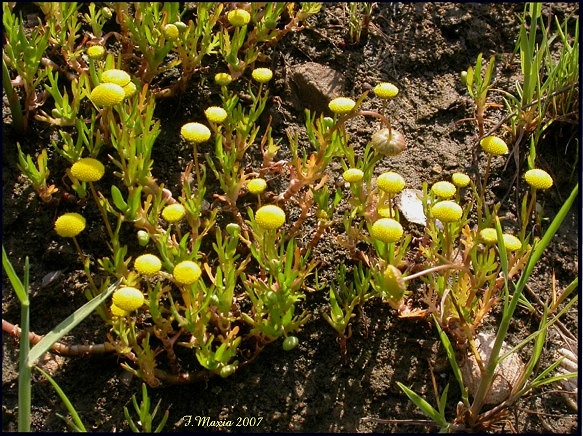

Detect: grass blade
[27,278,122,367]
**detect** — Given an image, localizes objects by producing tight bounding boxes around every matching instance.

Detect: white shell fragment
[395,189,427,226]
[461,331,525,405]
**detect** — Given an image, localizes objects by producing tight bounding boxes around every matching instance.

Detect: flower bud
[255,205,286,230]
[251,68,273,84]
[430,201,463,223]
[101,69,131,87]
[173,260,202,285]
[181,122,211,143]
[328,97,356,114]
[502,234,522,251]
[227,9,251,26]
[377,171,405,194]
[451,172,470,188]
[219,364,237,378]
[524,169,553,190]
[54,213,86,238]
[134,254,162,275]
[431,181,456,199]
[370,128,406,156]
[70,157,105,182]
[112,286,145,312]
[373,82,399,99]
[215,72,233,86]
[162,203,186,223]
[87,45,105,60]
[226,223,241,237]
[204,106,228,123]
[480,136,508,156]
[342,168,364,183]
[382,264,406,301]
[137,230,150,246]
[163,23,179,40]
[282,336,299,351]
[247,178,267,194]
[90,83,125,107]
[370,218,403,243]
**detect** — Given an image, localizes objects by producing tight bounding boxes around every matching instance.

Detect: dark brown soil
[2,3,579,433]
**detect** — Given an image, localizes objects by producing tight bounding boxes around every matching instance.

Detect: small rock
[287,62,345,115]
[461,331,525,405]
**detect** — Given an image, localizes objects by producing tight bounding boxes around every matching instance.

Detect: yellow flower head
[87,45,105,60]
[110,304,129,317]
[370,218,403,243]
[479,228,498,244]
[328,97,356,114]
[163,23,179,40]
[161,203,186,223]
[430,200,463,223]
[255,205,286,230]
[480,135,508,156]
[451,172,471,188]
[251,68,273,84]
[204,106,228,124]
[342,168,364,183]
[377,206,393,218]
[122,81,137,98]
[54,212,86,238]
[70,157,105,182]
[524,169,553,190]
[373,82,399,99]
[90,83,125,107]
[382,264,406,300]
[173,260,202,285]
[503,234,522,251]
[377,171,405,194]
[101,69,131,87]
[215,72,233,86]
[227,9,251,26]
[431,180,456,199]
[134,254,162,275]
[247,178,267,194]
[181,122,211,143]
[112,286,145,312]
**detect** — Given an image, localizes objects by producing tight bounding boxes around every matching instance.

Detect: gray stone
[287,62,345,115]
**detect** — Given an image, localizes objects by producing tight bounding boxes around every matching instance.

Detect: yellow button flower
[112,286,145,312]
[430,201,463,223]
[251,68,273,84]
[247,178,267,194]
[370,218,403,243]
[227,8,251,26]
[163,23,179,40]
[214,72,233,86]
[255,205,286,230]
[173,260,202,285]
[451,172,471,188]
[90,83,125,107]
[479,228,498,244]
[54,213,86,238]
[503,234,522,251]
[328,97,356,114]
[524,169,553,190]
[101,69,131,87]
[134,254,162,275]
[480,136,508,155]
[431,181,456,199]
[110,304,129,317]
[377,206,393,218]
[181,122,211,143]
[122,81,137,98]
[382,264,406,300]
[161,204,186,223]
[342,168,364,183]
[87,45,105,60]
[70,157,105,182]
[204,106,228,123]
[377,171,405,194]
[373,82,399,99]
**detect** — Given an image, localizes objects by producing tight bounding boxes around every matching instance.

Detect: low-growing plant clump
[2,2,578,433]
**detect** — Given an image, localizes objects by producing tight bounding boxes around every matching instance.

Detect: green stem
[2,57,25,134]
[89,182,115,244]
